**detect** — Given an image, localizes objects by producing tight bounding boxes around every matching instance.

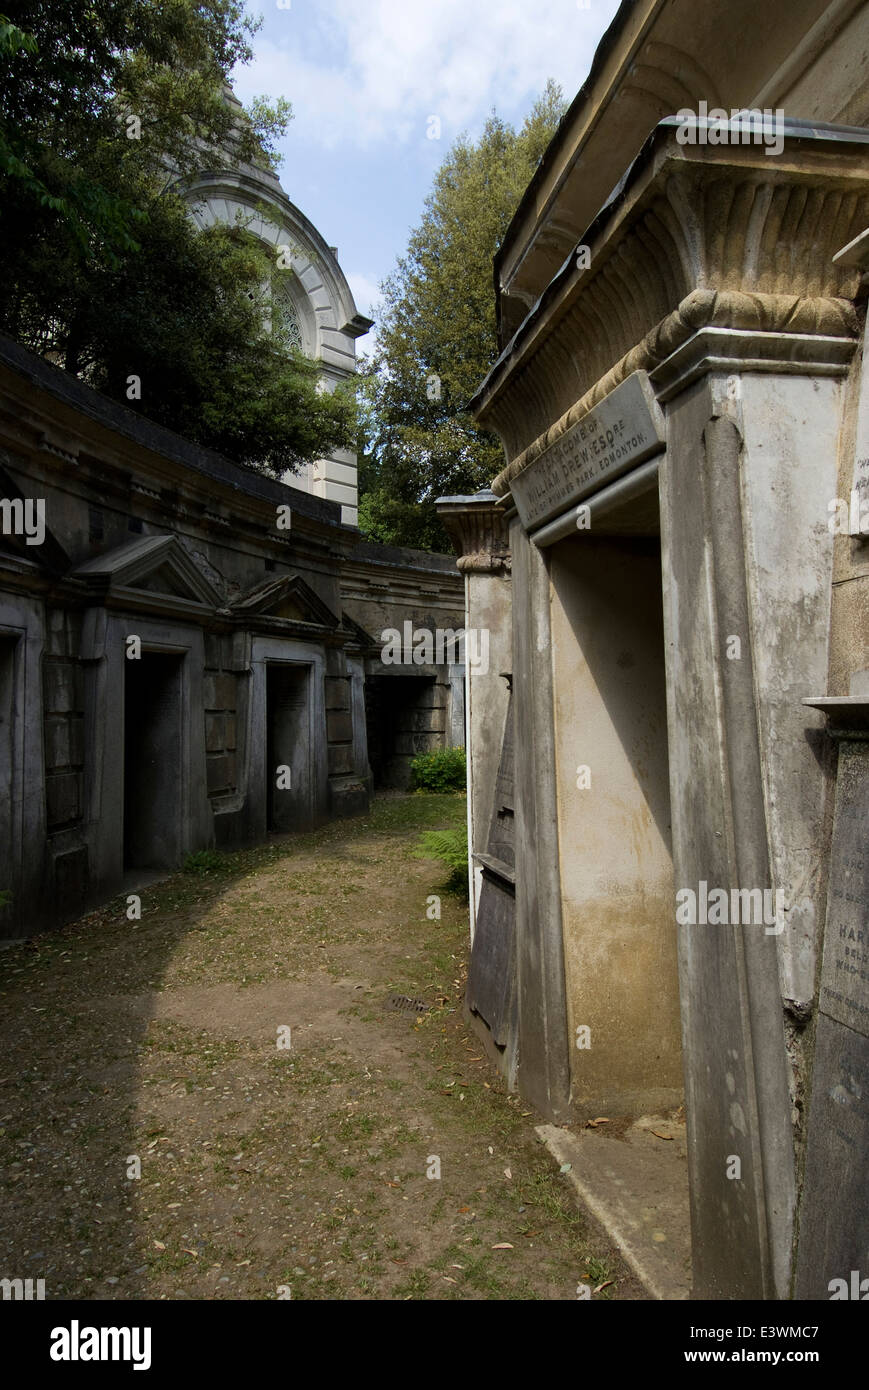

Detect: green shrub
[410,746,467,792]
[414,824,469,898]
[183,849,230,876]
[0,889,12,908]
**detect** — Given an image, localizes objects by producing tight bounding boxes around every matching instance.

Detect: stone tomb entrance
[548,517,683,1119]
[535,476,691,1293]
[0,635,16,852]
[248,638,327,842]
[364,672,440,789]
[266,662,311,832]
[0,634,18,922]
[123,651,184,870]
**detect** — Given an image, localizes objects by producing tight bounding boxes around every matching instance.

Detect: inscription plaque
[818,744,869,1034]
[795,715,869,1297]
[510,371,666,531]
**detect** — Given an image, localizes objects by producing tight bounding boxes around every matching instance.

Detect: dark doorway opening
[123,651,183,870]
[266,663,310,832]
[0,637,17,932]
[365,674,437,789]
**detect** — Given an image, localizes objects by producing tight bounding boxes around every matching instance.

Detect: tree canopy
[0,2,354,475]
[358,80,566,551]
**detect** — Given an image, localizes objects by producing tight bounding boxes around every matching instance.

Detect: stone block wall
[326,646,367,816]
[43,611,85,833]
[42,608,89,919]
[203,636,239,800]
[363,671,451,789]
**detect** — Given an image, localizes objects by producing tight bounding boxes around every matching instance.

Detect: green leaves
[0,15,36,57]
[410,748,468,794]
[0,2,347,474]
[359,82,567,551]
[73,205,355,473]
[413,819,469,898]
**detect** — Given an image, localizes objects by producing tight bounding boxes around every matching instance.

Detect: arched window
[271,271,305,354]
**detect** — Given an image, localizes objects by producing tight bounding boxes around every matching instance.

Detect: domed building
[0,91,465,943]
[181,89,374,527]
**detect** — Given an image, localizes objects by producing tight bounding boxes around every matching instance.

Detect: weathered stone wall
[203,647,239,801]
[341,541,466,790]
[460,0,869,1300]
[0,335,463,937]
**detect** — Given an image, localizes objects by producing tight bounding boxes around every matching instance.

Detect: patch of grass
[515,1170,581,1226]
[457,1253,510,1298]
[183,850,232,877]
[336,1111,379,1141]
[393,1268,431,1299]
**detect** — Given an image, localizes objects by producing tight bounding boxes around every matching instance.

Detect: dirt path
[0,793,642,1301]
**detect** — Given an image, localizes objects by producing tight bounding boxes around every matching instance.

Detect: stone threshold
[537,1116,692,1300]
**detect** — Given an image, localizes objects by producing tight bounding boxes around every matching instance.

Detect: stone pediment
[71,534,222,612]
[233,574,339,629]
[341,610,377,650]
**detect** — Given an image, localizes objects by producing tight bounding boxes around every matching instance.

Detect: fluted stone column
[436,491,511,937]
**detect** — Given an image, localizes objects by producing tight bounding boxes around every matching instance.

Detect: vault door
[124,651,183,870]
[467,688,517,1049]
[0,637,17,932]
[266,664,310,831]
[364,673,437,789]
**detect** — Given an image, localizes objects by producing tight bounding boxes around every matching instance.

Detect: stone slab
[537,1119,691,1300]
[795,734,869,1297]
[466,871,516,1046]
[851,320,869,519]
[511,372,665,531]
[794,1013,869,1298]
[819,742,869,1037]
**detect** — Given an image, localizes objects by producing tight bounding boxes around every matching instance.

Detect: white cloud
[346,272,382,322]
[233,0,622,151]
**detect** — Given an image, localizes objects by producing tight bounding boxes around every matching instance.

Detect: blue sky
[231,0,622,354]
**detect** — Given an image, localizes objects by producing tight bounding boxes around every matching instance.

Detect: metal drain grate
[385,993,429,1014]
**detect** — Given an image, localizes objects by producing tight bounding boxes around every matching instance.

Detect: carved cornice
[435,491,512,574]
[478,131,869,493]
[622,42,724,123]
[493,289,857,494]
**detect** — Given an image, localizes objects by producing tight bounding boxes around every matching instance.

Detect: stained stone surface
[851,304,869,516]
[818,743,869,1035]
[796,739,869,1298]
[467,693,516,1049]
[795,1015,869,1298]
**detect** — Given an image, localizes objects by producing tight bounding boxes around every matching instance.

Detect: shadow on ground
[0,793,643,1301]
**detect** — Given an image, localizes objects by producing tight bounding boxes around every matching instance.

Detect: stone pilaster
[436,491,513,939]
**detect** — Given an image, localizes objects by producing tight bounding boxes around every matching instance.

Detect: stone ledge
[537,1120,692,1301]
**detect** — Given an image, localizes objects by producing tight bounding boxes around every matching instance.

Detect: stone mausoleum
[440,0,869,1300]
[0,125,464,943]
